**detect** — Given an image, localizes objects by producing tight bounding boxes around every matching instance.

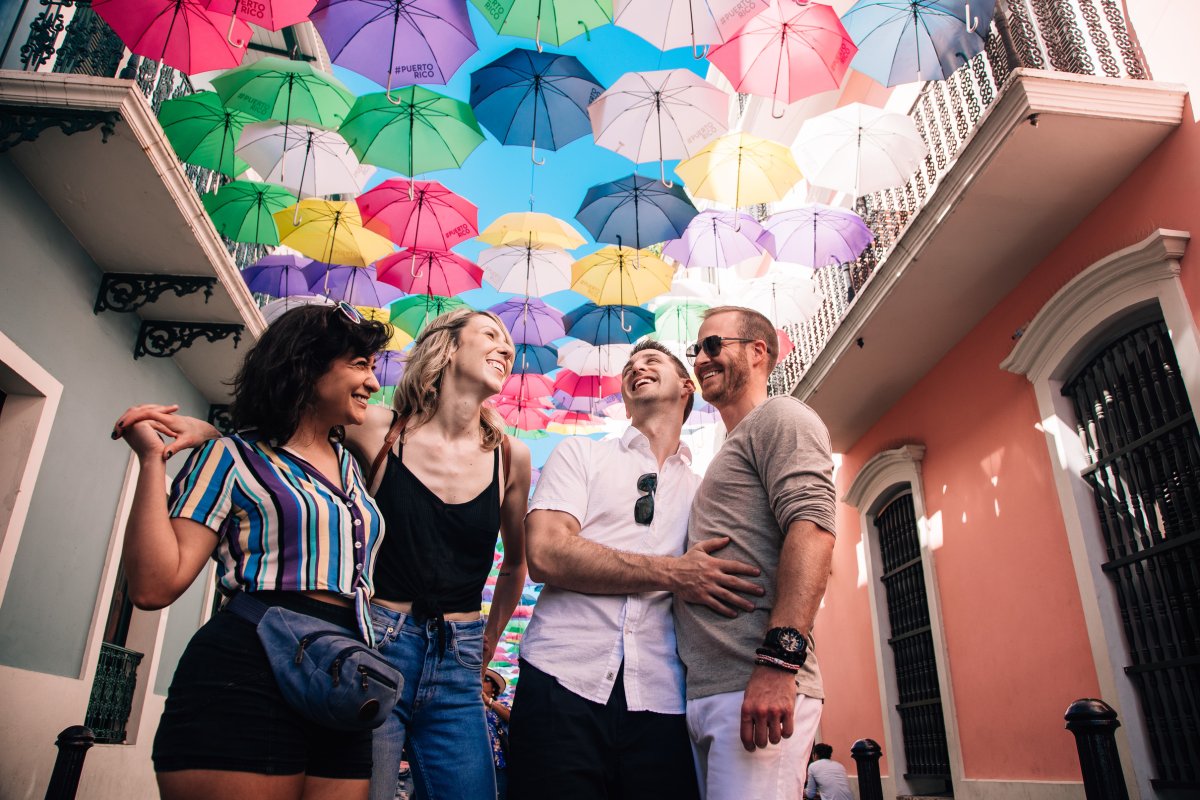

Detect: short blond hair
[702,306,779,370]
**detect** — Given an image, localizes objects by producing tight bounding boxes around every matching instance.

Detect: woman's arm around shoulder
[344,404,396,483]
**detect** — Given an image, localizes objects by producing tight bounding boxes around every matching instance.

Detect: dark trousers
[507,659,699,800]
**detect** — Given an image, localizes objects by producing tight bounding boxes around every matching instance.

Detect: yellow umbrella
[357,306,414,351]
[479,212,586,250]
[274,200,395,267]
[572,245,674,331]
[675,132,802,209]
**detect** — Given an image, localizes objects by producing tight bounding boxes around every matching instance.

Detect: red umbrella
[553,370,621,400]
[493,397,550,432]
[707,1,856,118]
[501,374,555,404]
[357,178,479,252]
[205,0,316,38]
[93,0,250,75]
[375,250,483,296]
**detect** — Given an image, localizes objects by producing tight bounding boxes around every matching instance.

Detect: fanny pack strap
[226,591,269,625]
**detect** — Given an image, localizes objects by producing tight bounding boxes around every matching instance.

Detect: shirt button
[353,519,362,526]
[355,564,362,571]
[354,541,362,549]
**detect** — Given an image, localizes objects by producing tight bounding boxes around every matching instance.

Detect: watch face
[777,629,803,654]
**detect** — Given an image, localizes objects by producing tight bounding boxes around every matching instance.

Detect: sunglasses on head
[685,335,757,362]
[635,473,657,526]
[333,301,364,325]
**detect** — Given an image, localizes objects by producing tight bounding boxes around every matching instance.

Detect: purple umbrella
[757,204,873,268]
[310,0,478,95]
[241,253,314,298]
[663,210,764,270]
[488,297,565,347]
[304,263,405,306]
[374,350,406,386]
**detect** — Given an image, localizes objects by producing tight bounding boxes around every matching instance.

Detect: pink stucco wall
[815,97,1200,781]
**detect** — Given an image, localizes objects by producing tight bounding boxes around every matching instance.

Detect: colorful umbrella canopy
[571,246,674,311]
[274,199,395,266]
[236,122,375,198]
[612,0,768,55]
[553,370,620,400]
[479,212,585,249]
[493,396,550,432]
[93,0,249,75]
[758,204,873,267]
[356,308,415,350]
[260,293,334,323]
[212,57,356,129]
[310,0,478,91]
[202,180,294,244]
[653,298,710,342]
[480,243,573,296]
[470,0,614,50]
[575,174,698,251]
[305,263,405,306]
[553,389,618,414]
[356,179,479,251]
[240,253,314,297]
[662,210,764,269]
[205,0,316,34]
[675,131,802,209]
[158,91,253,176]
[686,397,720,426]
[501,373,556,403]
[707,0,857,116]
[841,0,993,87]
[375,250,483,296]
[563,303,655,345]
[389,294,470,336]
[793,102,927,196]
[547,409,606,435]
[739,268,824,326]
[588,69,729,185]
[339,88,485,179]
[470,48,604,164]
[488,297,565,346]
[373,349,407,386]
[512,343,560,374]
[557,340,632,376]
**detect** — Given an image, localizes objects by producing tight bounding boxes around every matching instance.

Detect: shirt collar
[619,424,693,466]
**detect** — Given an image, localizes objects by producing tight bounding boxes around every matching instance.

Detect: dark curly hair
[229,304,391,443]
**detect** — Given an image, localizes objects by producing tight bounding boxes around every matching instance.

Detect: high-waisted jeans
[369,604,496,800]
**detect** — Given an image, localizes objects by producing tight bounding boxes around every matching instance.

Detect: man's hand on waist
[669,537,763,617]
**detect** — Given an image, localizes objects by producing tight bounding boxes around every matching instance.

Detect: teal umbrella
[389,294,471,337]
[158,91,253,176]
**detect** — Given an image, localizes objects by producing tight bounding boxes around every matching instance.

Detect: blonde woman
[114,309,531,800]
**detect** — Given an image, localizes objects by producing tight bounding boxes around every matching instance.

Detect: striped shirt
[168,432,385,643]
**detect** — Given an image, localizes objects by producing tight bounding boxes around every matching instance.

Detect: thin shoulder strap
[368,410,407,488]
[498,434,512,508]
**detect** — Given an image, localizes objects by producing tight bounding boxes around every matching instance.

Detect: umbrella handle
[292,204,303,227]
[692,43,708,60]
[531,139,546,166]
[620,308,632,333]
[965,1,979,32]
[385,71,405,106]
[535,17,543,53]
[659,159,673,188]
[226,8,246,47]
[410,251,423,279]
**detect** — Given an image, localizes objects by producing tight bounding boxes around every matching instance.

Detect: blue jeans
[370,605,496,800]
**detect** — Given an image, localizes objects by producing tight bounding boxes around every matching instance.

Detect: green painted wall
[0,158,214,678]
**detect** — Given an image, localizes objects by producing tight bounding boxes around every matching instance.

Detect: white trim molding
[1000,227,1196,800]
[842,444,966,798]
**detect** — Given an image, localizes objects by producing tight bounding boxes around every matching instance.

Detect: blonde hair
[392,309,513,450]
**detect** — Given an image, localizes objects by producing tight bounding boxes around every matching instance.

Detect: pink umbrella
[357,179,479,252]
[94,0,250,75]
[375,250,482,296]
[707,1,857,118]
[501,374,555,404]
[493,397,550,432]
[553,371,621,401]
[205,0,316,44]
[548,409,606,435]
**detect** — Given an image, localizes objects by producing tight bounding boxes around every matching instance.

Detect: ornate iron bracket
[207,405,235,436]
[0,106,118,153]
[134,322,243,359]
[94,273,217,314]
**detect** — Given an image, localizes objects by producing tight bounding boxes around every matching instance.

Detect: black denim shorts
[152,592,373,779]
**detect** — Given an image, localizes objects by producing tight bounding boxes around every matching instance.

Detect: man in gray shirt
[674,306,837,800]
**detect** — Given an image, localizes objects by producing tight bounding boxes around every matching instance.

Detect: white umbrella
[613,0,770,56]
[557,341,634,377]
[793,102,927,197]
[237,121,375,200]
[480,243,573,296]
[739,268,824,326]
[260,293,334,324]
[589,69,730,186]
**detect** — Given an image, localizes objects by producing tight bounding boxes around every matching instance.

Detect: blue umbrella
[513,343,561,374]
[469,47,604,164]
[840,0,994,87]
[563,303,654,345]
[575,173,699,250]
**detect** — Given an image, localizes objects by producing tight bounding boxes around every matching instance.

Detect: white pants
[686,691,823,800]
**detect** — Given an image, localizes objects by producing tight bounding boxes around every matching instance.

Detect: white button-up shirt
[522,425,700,714]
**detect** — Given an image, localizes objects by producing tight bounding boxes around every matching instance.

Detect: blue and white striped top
[168,431,385,644]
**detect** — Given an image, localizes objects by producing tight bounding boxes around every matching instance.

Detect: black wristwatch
[756,626,808,668]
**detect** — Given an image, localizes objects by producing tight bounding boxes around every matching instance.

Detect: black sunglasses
[685,335,757,362]
[634,473,657,526]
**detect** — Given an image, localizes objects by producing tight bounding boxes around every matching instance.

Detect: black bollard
[44,726,94,800]
[1064,699,1129,800]
[851,738,884,800]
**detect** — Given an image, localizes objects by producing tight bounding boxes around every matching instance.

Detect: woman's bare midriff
[372,597,482,621]
[299,590,353,608]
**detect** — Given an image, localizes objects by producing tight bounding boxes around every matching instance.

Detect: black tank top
[372,434,503,619]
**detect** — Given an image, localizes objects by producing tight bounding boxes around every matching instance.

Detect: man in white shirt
[805,744,853,800]
[508,340,764,800]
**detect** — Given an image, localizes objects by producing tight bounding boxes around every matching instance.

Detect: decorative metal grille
[50,0,124,78]
[1062,318,1200,789]
[84,642,143,744]
[875,493,953,786]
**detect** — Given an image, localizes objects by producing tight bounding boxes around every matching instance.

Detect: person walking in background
[483,668,512,800]
[805,744,853,800]
[674,307,838,800]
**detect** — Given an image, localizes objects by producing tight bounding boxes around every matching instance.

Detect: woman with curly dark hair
[116,302,391,800]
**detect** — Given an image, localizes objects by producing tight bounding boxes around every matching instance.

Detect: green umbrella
[370,385,397,406]
[339,88,485,182]
[389,294,470,337]
[654,298,710,343]
[201,180,294,245]
[470,0,613,50]
[158,91,254,176]
[505,425,549,440]
[211,56,355,130]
